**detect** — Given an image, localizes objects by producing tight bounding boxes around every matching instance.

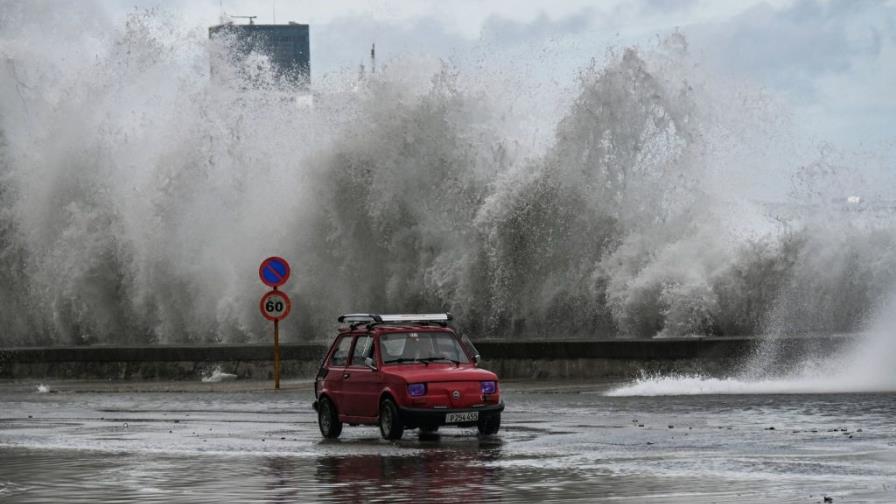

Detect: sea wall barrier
[0,335,856,381]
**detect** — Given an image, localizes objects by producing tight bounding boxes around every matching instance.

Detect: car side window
[349,335,373,366]
[329,336,352,367]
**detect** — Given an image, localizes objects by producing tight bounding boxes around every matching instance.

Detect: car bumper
[398,402,504,426]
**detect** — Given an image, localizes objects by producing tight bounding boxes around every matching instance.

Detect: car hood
[382,364,497,382]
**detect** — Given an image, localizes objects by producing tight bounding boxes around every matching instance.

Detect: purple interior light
[408,383,426,396]
[481,381,496,394]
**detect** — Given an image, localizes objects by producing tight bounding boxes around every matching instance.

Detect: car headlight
[480,381,497,394]
[407,383,426,397]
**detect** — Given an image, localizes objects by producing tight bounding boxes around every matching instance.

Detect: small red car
[313,313,504,440]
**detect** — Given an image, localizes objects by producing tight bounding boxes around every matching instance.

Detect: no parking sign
[259,256,290,287]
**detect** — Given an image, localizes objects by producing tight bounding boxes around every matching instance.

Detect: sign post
[259,257,291,390]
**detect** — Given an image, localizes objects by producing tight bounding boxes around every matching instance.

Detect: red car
[313,313,504,440]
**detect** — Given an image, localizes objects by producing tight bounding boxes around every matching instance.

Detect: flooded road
[1,380,895,503]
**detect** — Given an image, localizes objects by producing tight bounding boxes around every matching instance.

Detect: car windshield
[381,332,471,364]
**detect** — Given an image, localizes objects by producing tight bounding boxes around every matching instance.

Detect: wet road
[1,380,895,503]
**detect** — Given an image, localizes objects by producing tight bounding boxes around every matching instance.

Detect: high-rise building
[209,21,310,87]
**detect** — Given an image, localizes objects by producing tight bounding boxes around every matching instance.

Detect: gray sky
[101,0,896,149]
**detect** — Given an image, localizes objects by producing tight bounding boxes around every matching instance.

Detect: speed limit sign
[259,290,292,321]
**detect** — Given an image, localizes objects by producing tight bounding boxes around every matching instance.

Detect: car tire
[379,398,404,440]
[477,412,501,435]
[317,396,342,439]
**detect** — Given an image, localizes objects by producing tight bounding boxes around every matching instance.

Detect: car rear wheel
[379,398,404,440]
[318,397,342,439]
[477,412,501,435]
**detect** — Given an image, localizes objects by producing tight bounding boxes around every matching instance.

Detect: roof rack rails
[337,313,381,324]
[337,313,453,330]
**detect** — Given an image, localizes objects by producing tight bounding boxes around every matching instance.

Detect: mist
[1,5,895,346]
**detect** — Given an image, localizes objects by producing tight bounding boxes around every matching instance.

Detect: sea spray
[0,5,894,349]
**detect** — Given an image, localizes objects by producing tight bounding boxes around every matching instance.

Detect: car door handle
[343,373,350,379]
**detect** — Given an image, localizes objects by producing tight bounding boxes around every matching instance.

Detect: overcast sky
[97,1,896,150]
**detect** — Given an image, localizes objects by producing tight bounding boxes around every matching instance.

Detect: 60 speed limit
[259,290,291,321]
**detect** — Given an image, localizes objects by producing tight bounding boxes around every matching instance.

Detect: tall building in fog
[209,21,310,87]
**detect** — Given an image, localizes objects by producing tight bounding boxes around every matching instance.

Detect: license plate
[445,411,478,423]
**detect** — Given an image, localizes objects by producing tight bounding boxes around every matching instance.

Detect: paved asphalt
[1,379,895,503]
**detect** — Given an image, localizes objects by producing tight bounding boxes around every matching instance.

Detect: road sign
[259,256,291,288]
[260,290,292,321]
[258,256,292,390]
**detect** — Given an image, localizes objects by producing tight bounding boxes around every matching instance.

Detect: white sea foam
[201,367,237,383]
[606,372,887,396]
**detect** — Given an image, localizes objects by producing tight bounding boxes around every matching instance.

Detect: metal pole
[273,285,281,390]
[274,317,281,389]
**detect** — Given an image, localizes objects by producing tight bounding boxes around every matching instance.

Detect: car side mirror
[364,357,377,371]
[473,354,480,366]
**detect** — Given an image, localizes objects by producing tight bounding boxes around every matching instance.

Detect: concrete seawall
[0,336,855,381]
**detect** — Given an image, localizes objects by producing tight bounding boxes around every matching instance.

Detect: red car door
[324,334,353,411]
[341,334,381,419]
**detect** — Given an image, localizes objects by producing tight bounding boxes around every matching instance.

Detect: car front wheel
[379,398,404,440]
[318,397,342,439]
[477,412,501,435]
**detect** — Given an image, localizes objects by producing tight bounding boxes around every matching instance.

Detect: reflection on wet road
[1,381,895,503]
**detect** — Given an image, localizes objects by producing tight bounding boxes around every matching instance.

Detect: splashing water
[608,292,896,395]
[0,4,895,359]
[201,367,237,383]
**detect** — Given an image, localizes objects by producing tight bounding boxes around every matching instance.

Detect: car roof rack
[337,313,453,330]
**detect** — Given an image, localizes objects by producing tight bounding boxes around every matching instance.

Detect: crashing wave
[0,5,894,348]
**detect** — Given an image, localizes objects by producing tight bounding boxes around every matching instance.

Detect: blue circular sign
[259,256,291,287]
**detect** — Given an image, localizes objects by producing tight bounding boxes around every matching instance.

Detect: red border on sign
[259,290,292,321]
[259,256,291,287]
